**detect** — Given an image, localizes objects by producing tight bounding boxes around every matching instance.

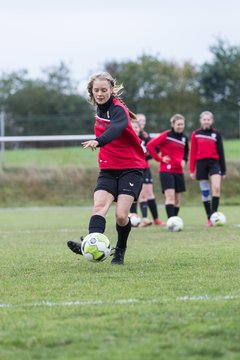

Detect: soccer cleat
[207,219,213,227]
[111,247,126,265]
[67,237,84,255]
[139,218,152,227]
[154,218,165,226]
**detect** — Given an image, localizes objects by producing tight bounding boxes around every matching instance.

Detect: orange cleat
[154,218,165,226]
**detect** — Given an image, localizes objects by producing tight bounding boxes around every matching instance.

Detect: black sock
[165,204,175,218]
[174,207,180,216]
[212,196,220,213]
[130,202,138,214]
[116,219,131,249]
[140,201,148,218]
[148,198,158,220]
[203,201,211,219]
[88,215,106,234]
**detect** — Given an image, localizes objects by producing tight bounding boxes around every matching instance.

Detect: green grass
[2,139,239,168]
[222,139,240,162]
[1,206,240,360]
[3,147,98,168]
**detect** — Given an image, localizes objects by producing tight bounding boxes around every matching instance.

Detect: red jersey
[189,127,226,174]
[94,97,145,170]
[147,129,189,174]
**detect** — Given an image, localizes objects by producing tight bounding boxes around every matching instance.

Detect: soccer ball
[167,216,184,232]
[81,233,111,262]
[129,213,141,227]
[210,212,226,226]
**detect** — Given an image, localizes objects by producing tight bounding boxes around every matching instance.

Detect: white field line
[0,295,239,309]
[176,295,240,301]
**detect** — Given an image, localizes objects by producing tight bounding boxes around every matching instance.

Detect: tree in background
[0,63,93,140]
[200,39,240,137]
[0,40,239,142]
[105,55,202,134]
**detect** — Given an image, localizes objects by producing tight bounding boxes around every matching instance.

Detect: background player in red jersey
[130,114,165,227]
[67,72,145,264]
[189,111,226,226]
[147,114,189,219]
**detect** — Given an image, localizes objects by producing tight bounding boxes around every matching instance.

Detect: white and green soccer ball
[210,212,226,226]
[167,216,184,232]
[81,233,111,262]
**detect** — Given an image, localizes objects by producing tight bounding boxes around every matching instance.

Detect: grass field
[3,146,98,168]
[2,139,239,168]
[1,205,240,360]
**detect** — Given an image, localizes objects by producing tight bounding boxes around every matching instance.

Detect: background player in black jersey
[189,111,226,226]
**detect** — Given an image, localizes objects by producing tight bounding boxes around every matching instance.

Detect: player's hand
[82,140,99,150]
[222,175,226,181]
[162,155,170,163]
[190,173,196,180]
[181,160,186,168]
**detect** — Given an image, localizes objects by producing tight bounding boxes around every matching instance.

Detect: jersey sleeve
[189,131,197,173]
[216,132,226,175]
[141,132,153,161]
[96,106,128,147]
[184,137,189,162]
[146,132,167,162]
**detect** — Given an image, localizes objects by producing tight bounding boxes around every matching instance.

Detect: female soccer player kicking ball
[147,114,189,219]
[189,111,226,226]
[67,72,145,264]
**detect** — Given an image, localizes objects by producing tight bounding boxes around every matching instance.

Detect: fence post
[0,110,5,166]
[239,109,240,139]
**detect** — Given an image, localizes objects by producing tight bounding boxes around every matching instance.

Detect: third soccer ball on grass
[81,233,111,262]
[129,213,141,227]
[167,216,184,232]
[210,212,226,226]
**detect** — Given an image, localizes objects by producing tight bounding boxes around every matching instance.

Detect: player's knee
[175,198,180,207]
[146,189,154,199]
[199,180,211,202]
[139,194,147,202]
[93,201,108,215]
[115,211,128,226]
[212,185,220,196]
[165,193,174,203]
[139,188,147,201]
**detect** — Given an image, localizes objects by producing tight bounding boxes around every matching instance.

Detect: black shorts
[94,169,144,201]
[196,159,221,180]
[160,172,186,193]
[143,168,153,184]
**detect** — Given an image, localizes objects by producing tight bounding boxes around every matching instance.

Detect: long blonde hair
[87,72,137,120]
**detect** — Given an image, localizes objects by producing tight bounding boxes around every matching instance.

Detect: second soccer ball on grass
[167,216,184,232]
